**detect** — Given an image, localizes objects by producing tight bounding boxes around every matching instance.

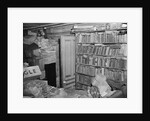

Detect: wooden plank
[49,25,74,33]
[65,75,75,80]
[60,36,65,87]
[56,44,60,88]
[64,83,75,88]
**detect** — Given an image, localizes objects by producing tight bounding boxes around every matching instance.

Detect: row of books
[95,68,127,82]
[76,64,95,76]
[76,56,127,70]
[77,44,127,56]
[76,31,127,43]
[76,74,92,86]
[76,67,127,82]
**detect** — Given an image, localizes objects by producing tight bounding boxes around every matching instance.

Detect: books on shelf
[76,31,127,44]
[76,44,127,57]
[76,64,95,76]
[76,55,127,70]
[75,23,127,90]
[76,74,92,86]
[104,69,127,82]
[76,67,127,83]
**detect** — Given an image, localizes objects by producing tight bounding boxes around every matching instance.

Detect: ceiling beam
[23,23,81,30]
[23,23,64,30]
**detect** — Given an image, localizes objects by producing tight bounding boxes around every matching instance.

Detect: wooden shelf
[75,26,127,85]
[76,72,95,77]
[77,42,127,44]
[71,28,127,33]
[76,81,90,86]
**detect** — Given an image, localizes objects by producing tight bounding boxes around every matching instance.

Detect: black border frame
[1,0,149,118]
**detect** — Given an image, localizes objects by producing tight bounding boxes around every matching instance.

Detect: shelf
[76,63,127,71]
[76,53,127,58]
[76,81,90,86]
[71,28,127,33]
[77,42,127,44]
[106,28,127,31]
[102,42,127,44]
[76,72,95,77]
[75,26,127,85]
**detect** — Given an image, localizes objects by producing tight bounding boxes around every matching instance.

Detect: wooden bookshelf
[75,23,127,91]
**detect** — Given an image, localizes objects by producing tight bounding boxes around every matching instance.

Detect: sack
[91,74,111,97]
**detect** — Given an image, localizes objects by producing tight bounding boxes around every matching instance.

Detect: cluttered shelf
[73,23,127,97]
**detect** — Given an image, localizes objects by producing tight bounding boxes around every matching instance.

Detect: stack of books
[76,64,95,76]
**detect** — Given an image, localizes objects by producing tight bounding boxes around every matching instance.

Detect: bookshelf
[74,23,127,91]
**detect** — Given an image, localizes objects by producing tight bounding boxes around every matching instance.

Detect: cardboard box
[23,66,42,79]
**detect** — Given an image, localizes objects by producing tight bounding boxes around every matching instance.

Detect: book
[89,45,95,54]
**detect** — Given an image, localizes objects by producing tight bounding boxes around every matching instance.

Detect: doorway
[44,63,56,87]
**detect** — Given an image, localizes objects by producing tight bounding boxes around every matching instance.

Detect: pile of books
[77,44,127,57]
[76,74,92,86]
[76,64,95,76]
